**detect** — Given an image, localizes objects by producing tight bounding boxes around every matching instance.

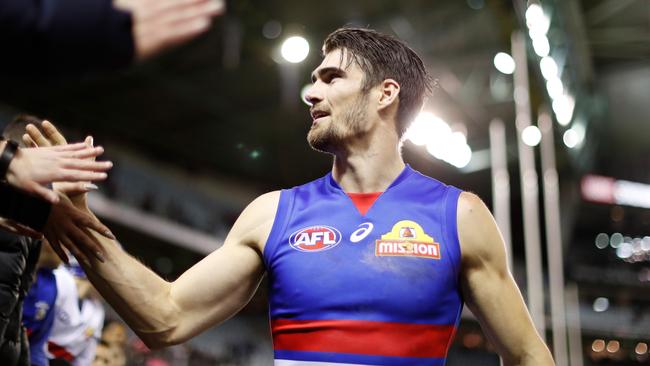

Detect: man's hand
[43,193,115,265]
[113,0,225,61]
[4,142,112,204]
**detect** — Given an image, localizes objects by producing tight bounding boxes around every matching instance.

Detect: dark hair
[2,114,42,147]
[323,27,432,137]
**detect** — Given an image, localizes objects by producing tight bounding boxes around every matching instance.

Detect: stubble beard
[307,93,369,154]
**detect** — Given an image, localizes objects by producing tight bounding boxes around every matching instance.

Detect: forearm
[81,233,181,348]
[514,341,555,366]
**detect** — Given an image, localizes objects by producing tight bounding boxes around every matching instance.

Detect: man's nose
[303,85,322,106]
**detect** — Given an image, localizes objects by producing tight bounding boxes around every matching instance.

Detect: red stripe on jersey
[48,341,75,361]
[347,192,382,215]
[272,319,455,358]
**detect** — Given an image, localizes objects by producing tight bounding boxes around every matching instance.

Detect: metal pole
[539,109,569,365]
[565,283,584,366]
[511,30,546,340]
[489,119,513,270]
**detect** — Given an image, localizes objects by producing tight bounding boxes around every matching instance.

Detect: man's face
[305,48,373,153]
[103,322,127,345]
[92,344,111,366]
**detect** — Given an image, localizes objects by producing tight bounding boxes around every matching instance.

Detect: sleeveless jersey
[264,165,464,366]
[23,268,58,366]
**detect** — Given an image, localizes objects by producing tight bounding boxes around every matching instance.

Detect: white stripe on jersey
[275,360,374,366]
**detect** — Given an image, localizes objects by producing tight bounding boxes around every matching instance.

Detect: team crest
[35,301,50,321]
[376,220,441,259]
[289,225,342,252]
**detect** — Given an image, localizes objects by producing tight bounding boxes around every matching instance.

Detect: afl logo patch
[289,225,341,252]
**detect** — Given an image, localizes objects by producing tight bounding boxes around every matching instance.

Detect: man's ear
[377,79,400,111]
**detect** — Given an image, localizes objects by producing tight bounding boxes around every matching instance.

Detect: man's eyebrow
[311,67,347,83]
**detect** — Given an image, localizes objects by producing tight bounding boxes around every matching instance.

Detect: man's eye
[327,75,340,83]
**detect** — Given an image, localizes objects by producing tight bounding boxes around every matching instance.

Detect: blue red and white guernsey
[263,164,464,366]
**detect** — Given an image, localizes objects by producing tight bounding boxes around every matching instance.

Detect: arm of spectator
[1,140,112,203]
[0,182,52,234]
[114,0,225,61]
[0,0,135,73]
[0,0,223,75]
[0,216,42,238]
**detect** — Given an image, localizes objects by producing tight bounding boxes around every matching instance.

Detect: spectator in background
[47,258,106,366]
[0,230,39,366]
[0,0,225,245]
[23,237,62,366]
[0,116,110,366]
[93,321,127,366]
[91,340,113,366]
[0,116,66,366]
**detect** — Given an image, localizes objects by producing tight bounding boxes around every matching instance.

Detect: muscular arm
[458,192,554,366]
[78,191,280,348]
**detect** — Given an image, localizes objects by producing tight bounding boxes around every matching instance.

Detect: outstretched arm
[66,191,279,348]
[458,192,554,366]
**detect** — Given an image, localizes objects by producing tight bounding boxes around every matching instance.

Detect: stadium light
[493,52,515,74]
[540,56,558,80]
[522,125,542,147]
[281,36,310,63]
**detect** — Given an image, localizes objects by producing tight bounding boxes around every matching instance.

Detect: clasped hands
[23,121,116,266]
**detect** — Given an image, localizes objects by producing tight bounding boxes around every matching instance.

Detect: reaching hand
[43,192,115,265]
[4,142,112,204]
[113,0,226,61]
[25,121,116,264]
[24,121,96,208]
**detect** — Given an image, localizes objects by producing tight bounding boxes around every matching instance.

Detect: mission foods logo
[289,225,342,252]
[376,220,441,259]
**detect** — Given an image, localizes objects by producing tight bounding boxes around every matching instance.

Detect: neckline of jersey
[326,163,414,194]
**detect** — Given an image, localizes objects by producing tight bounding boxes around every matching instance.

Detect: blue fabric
[23,268,57,366]
[265,165,464,364]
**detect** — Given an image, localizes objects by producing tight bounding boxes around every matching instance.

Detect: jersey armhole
[262,188,295,271]
[443,186,463,280]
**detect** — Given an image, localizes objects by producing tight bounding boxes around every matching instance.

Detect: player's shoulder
[456,192,503,262]
[246,190,282,213]
[234,190,282,230]
[457,191,488,220]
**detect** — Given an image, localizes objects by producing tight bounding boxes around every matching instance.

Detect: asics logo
[350,222,374,243]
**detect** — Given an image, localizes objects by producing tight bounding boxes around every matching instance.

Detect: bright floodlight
[405,112,449,146]
[617,242,634,259]
[563,129,579,148]
[593,297,609,312]
[540,56,558,80]
[553,94,575,125]
[526,4,550,35]
[531,34,550,57]
[493,52,515,74]
[447,136,472,168]
[546,77,564,99]
[522,125,542,147]
[281,36,310,63]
